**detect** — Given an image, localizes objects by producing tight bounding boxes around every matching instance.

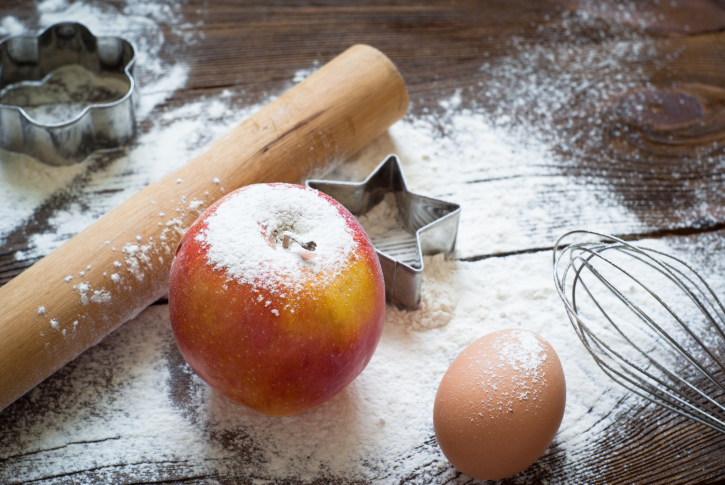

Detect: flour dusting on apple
[196,183,358,294]
[169,183,386,417]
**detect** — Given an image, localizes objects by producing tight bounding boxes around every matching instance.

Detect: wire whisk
[553,230,725,434]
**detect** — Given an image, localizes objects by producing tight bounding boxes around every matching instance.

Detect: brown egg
[433,329,566,481]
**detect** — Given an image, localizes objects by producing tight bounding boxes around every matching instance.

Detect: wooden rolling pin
[0,44,408,411]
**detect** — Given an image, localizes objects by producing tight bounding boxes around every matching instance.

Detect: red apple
[168,183,385,417]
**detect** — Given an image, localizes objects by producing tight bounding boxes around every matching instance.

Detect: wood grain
[2,0,725,483]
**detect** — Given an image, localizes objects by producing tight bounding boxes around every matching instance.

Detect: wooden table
[2,1,725,483]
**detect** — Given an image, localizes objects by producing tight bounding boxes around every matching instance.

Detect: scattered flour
[90,289,112,305]
[386,253,458,332]
[74,282,90,306]
[356,192,404,239]
[122,242,154,281]
[71,282,111,306]
[292,59,320,83]
[0,16,24,36]
[494,329,547,374]
[465,330,551,407]
[0,249,641,483]
[0,2,715,484]
[0,0,197,245]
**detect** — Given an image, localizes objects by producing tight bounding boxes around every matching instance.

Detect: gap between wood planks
[456,223,725,263]
[8,223,725,293]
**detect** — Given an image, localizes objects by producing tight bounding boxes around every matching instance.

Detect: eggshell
[433,329,566,481]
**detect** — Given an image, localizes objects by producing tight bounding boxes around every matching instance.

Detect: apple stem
[282,231,316,251]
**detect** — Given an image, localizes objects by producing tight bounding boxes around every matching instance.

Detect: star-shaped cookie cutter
[307,154,461,310]
[0,22,137,166]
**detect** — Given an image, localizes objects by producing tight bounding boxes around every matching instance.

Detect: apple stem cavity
[282,231,317,252]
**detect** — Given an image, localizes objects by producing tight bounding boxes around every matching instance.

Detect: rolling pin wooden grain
[0,44,408,411]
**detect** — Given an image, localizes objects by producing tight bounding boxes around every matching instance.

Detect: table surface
[2,0,725,483]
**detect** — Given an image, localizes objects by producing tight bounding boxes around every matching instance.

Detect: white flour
[0,64,131,125]
[356,193,404,240]
[0,0,197,242]
[0,1,716,484]
[0,251,640,484]
[457,330,552,410]
[494,330,548,374]
[197,184,358,299]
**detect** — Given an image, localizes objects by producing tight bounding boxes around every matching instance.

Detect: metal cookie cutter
[0,22,137,166]
[307,154,461,310]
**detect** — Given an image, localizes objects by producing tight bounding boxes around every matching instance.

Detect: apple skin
[168,184,386,417]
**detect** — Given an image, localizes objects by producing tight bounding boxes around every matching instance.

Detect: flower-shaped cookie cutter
[0,22,137,166]
[307,154,461,310]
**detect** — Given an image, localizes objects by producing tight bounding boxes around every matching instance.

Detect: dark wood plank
[3,0,725,483]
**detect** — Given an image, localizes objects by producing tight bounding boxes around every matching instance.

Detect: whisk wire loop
[554,230,725,434]
[573,245,725,393]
